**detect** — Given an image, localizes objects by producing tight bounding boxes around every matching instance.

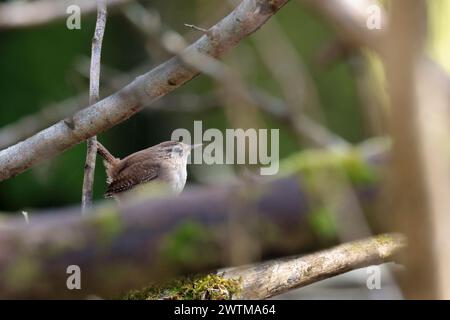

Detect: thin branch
[0,0,290,182]
[219,233,405,299]
[81,0,107,214]
[0,0,130,30]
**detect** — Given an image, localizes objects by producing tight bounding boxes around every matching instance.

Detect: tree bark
[221,233,405,299]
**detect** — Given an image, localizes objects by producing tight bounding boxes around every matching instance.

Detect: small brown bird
[96,141,201,201]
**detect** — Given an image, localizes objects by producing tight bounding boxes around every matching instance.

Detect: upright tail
[96,141,118,166]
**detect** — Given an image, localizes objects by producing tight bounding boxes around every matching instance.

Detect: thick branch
[81,0,107,214]
[0,0,290,182]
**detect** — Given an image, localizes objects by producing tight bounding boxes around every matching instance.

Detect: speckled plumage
[96,141,194,199]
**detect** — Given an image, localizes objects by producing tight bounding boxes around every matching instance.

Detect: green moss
[122,274,241,300]
[160,221,218,268]
[342,152,378,185]
[308,206,337,240]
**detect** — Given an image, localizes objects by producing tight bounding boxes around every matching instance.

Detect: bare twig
[81,1,107,214]
[0,0,290,182]
[184,23,209,33]
[220,233,405,299]
[0,0,130,30]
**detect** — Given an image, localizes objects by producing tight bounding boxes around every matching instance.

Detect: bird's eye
[173,146,183,156]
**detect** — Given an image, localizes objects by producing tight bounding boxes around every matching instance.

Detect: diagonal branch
[124,233,405,300]
[81,0,107,214]
[0,0,290,182]
[221,233,405,299]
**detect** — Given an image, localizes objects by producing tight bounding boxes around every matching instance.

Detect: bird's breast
[170,166,187,194]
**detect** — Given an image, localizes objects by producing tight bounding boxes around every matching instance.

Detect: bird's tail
[96,142,119,185]
[96,141,117,166]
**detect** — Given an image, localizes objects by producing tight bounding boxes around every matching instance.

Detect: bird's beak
[190,143,203,149]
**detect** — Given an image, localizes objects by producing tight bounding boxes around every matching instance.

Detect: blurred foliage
[428,0,450,74]
[0,0,372,212]
[160,220,219,268]
[280,141,381,240]
[308,206,337,241]
[280,146,379,187]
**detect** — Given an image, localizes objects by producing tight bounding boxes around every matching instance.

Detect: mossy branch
[124,234,405,300]
[221,233,405,299]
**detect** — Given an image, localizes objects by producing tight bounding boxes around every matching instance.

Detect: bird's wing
[105,159,160,197]
[109,148,151,177]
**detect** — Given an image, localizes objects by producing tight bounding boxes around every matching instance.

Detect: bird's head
[152,141,202,162]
